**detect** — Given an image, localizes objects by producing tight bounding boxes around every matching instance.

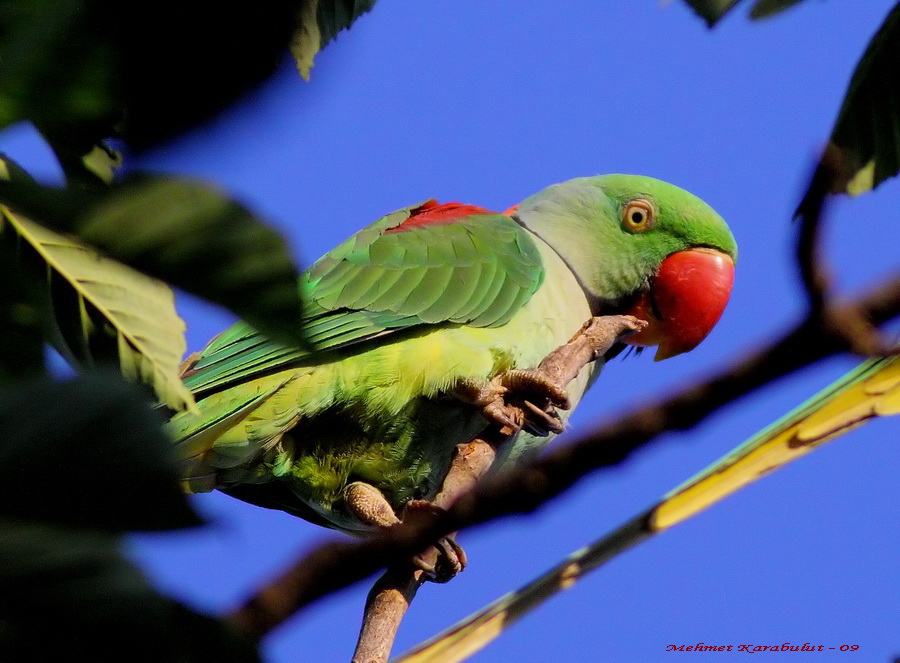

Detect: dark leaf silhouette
[0,373,201,531]
[0,521,260,662]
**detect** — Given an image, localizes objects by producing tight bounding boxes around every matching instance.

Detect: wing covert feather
[182,202,546,396]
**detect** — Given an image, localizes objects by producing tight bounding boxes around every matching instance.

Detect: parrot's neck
[514,182,645,306]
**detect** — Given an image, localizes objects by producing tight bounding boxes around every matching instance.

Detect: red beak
[625,248,735,361]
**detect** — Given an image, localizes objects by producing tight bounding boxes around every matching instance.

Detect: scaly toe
[521,400,565,436]
[424,536,467,583]
[403,501,468,583]
[500,369,570,410]
[411,553,438,576]
[482,400,523,432]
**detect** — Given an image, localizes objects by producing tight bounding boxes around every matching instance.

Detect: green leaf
[0,1,299,149]
[116,0,300,149]
[291,0,378,79]
[749,0,807,20]
[37,120,123,187]
[317,0,378,41]
[0,0,121,132]
[2,1,380,148]
[805,2,900,197]
[0,152,36,184]
[0,521,260,662]
[0,155,45,382]
[0,373,201,531]
[681,0,743,26]
[0,176,306,347]
[291,0,323,81]
[0,246,45,382]
[0,206,195,411]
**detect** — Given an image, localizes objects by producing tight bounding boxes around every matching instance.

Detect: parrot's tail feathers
[652,354,899,530]
[169,377,293,490]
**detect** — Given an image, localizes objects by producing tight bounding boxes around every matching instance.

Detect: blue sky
[3,2,899,661]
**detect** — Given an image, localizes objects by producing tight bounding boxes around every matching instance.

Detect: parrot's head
[512,174,737,360]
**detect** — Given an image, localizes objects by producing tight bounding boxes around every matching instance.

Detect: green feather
[465,270,509,324]
[515,174,736,301]
[400,266,455,317]
[363,266,429,311]
[352,268,407,309]
[319,264,384,309]
[476,276,523,327]
[454,259,500,320]
[417,262,484,321]
[425,236,466,266]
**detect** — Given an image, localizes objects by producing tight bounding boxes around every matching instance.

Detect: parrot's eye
[622,200,655,233]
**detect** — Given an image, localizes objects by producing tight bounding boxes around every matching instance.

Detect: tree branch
[227,275,900,640]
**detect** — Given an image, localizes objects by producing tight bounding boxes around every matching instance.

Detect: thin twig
[351,439,496,663]
[227,276,900,640]
[795,162,832,314]
[351,565,427,663]
[795,158,890,355]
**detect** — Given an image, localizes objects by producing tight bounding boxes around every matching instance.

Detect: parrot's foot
[343,482,466,583]
[345,481,400,528]
[455,368,570,437]
[403,500,467,583]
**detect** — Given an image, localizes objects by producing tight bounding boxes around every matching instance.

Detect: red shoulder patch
[385,200,498,234]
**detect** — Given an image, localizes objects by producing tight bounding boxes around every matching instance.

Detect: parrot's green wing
[181,201,545,397]
[394,354,900,663]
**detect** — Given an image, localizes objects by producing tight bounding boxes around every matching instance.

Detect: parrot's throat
[510,212,613,312]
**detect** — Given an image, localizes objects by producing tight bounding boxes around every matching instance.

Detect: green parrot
[168,174,737,565]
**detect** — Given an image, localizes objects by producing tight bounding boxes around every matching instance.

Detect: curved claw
[453,368,569,437]
[482,399,523,432]
[404,499,468,583]
[499,369,571,410]
[412,535,467,583]
[411,553,437,576]
[521,399,565,436]
[344,484,470,584]
[430,535,468,583]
